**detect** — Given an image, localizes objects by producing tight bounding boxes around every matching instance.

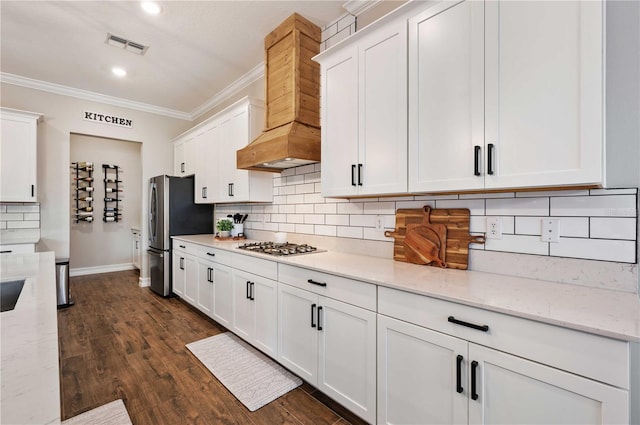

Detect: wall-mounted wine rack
[102,164,122,222]
[72,161,94,223]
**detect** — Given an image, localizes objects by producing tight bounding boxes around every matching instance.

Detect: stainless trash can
[56,258,73,308]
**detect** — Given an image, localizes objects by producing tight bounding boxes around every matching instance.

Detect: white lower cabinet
[232,269,278,357]
[212,262,233,328]
[278,282,377,424]
[171,249,186,297]
[196,258,214,316]
[378,287,630,425]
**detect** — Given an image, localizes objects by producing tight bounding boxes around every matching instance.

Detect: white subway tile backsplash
[337,203,364,214]
[0,213,24,221]
[326,214,350,226]
[6,221,40,229]
[279,223,296,232]
[589,188,638,196]
[516,190,589,198]
[228,165,636,268]
[590,218,637,240]
[337,226,363,239]
[518,217,589,237]
[436,199,485,215]
[364,202,396,215]
[315,225,337,237]
[0,205,6,213]
[350,214,376,227]
[0,222,5,230]
[295,204,314,214]
[23,213,40,221]
[295,224,314,234]
[5,204,39,213]
[486,197,549,216]
[550,238,636,263]
[314,203,337,214]
[484,234,549,256]
[550,195,636,217]
[304,214,325,225]
[287,214,304,224]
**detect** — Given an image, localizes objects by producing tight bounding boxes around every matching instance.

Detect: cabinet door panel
[320,46,359,197]
[468,344,628,425]
[485,1,603,188]
[227,110,250,200]
[409,0,484,192]
[378,315,468,425]
[171,252,185,296]
[277,283,318,383]
[174,141,185,176]
[318,297,377,424]
[252,277,278,358]
[359,21,408,195]
[196,260,213,316]
[183,255,197,305]
[1,114,37,201]
[212,264,233,328]
[232,270,253,341]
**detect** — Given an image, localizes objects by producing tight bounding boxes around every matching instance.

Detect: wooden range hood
[237,13,321,172]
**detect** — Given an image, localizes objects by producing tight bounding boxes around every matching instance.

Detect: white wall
[0,83,191,282]
[70,134,141,271]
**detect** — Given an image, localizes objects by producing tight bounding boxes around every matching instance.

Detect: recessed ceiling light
[141,2,161,15]
[112,67,127,77]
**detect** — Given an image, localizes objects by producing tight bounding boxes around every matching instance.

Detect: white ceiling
[0,1,346,119]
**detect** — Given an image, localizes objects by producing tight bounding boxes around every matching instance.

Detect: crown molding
[190,62,265,120]
[1,72,192,120]
[342,0,383,16]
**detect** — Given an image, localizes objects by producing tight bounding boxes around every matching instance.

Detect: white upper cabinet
[317,18,408,197]
[1,108,41,202]
[484,0,604,189]
[409,0,605,192]
[173,134,196,177]
[173,97,273,204]
[408,1,485,192]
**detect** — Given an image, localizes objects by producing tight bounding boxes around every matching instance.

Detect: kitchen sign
[83,111,133,128]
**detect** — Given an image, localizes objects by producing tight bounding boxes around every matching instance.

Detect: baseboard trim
[70,263,135,277]
[139,277,150,287]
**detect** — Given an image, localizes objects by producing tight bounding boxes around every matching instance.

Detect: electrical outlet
[541,219,560,243]
[486,217,502,240]
[375,215,384,231]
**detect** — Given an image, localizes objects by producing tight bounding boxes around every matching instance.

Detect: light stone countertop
[174,234,640,343]
[1,251,61,425]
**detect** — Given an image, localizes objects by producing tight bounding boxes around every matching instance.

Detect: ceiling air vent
[105,33,149,55]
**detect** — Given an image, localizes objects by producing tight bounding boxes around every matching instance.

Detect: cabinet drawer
[279,264,376,311]
[193,245,232,266]
[232,253,277,281]
[378,286,629,389]
[172,240,198,256]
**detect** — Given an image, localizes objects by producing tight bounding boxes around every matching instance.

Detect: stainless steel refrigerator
[147,175,213,296]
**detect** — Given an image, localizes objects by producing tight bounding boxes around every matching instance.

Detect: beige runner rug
[187,332,302,411]
[62,399,132,425]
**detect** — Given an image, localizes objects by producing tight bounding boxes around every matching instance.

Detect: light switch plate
[541,219,560,243]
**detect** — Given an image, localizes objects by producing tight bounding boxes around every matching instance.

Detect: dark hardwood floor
[58,270,367,425]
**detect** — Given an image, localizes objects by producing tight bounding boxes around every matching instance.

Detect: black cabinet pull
[208,267,213,283]
[31,184,34,197]
[181,162,185,173]
[250,282,255,300]
[357,164,363,186]
[228,183,234,197]
[317,306,323,331]
[351,164,356,186]
[206,252,215,257]
[311,303,317,328]
[0,250,12,254]
[179,245,186,249]
[487,143,495,175]
[202,187,207,199]
[456,355,464,393]
[448,316,489,332]
[471,360,479,400]
[307,279,327,287]
[179,257,184,270]
[474,146,481,176]
[246,281,251,299]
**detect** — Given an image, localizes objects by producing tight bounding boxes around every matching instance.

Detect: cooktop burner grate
[237,241,322,256]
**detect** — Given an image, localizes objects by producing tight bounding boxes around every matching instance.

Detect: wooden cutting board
[385,206,485,270]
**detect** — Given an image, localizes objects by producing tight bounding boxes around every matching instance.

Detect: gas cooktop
[237,241,323,257]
